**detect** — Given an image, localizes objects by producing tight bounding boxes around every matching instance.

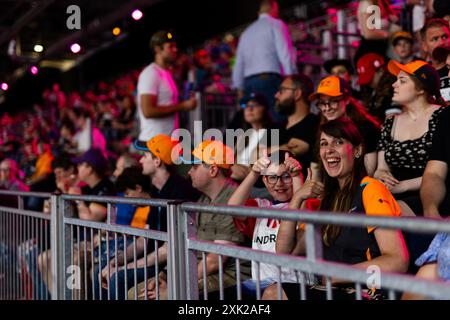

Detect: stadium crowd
[1,0,450,300]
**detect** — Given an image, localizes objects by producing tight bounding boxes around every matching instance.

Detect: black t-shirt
[438,66,450,103]
[279,113,320,177]
[429,106,450,216]
[81,178,116,208]
[149,173,201,232]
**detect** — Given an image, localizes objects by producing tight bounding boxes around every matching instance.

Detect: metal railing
[1,190,450,300]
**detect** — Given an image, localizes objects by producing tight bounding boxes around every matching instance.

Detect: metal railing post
[50,194,65,300]
[305,223,323,262]
[181,207,198,300]
[166,202,182,300]
[337,9,346,59]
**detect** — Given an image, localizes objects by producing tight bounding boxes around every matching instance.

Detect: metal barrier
[0,190,52,300]
[179,203,450,300]
[1,190,450,300]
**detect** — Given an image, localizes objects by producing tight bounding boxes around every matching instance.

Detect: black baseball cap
[149,30,175,50]
[239,93,269,109]
[73,148,108,176]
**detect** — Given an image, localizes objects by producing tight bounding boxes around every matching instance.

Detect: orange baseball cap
[187,140,234,169]
[308,76,350,101]
[356,53,385,85]
[387,60,441,97]
[134,135,179,165]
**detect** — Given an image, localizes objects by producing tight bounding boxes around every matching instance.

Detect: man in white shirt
[137,30,197,142]
[232,0,297,122]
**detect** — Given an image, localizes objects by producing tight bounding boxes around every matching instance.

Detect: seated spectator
[391,31,421,64]
[402,232,450,300]
[324,58,361,99]
[274,74,320,179]
[134,140,251,300]
[265,118,409,300]
[0,158,29,192]
[58,119,78,155]
[0,158,29,208]
[231,93,274,182]
[228,150,316,298]
[433,45,450,80]
[96,135,201,300]
[421,106,450,219]
[357,53,400,119]
[309,75,381,177]
[38,148,116,299]
[111,153,140,227]
[375,60,446,217]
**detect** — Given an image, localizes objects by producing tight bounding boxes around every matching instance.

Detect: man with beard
[137,30,198,142]
[273,74,319,179]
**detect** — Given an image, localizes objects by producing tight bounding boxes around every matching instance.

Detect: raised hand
[252,149,271,175]
[284,152,302,178]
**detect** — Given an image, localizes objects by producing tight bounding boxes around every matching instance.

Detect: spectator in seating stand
[37,148,116,299]
[402,232,450,300]
[420,18,450,102]
[73,108,107,157]
[391,31,422,64]
[231,93,275,184]
[137,30,197,142]
[228,150,316,298]
[433,44,450,92]
[111,153,139,226]
[133,140,251,300]
[265,118,409,300]
[309,76,381,178]
[0,158,29,192]
[357,53,400,120]
[232,0,298,123]
[273,74,320,180]
[324,58,361,99]
[96,135,201,300]
[374,60,447,272]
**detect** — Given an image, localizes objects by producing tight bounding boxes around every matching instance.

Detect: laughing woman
[264,118,409,300]
[309,76,381,178]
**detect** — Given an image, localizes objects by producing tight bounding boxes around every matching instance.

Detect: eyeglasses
[278,86,296,93]
[263,172,292,185]
[241,102,262,110]
[316,98,342,109]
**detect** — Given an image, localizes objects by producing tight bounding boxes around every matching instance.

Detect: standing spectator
[137,30,197,142]
[274,74,320,179]
[73,108,107,157]
[355,0,400,64]
[232,0,298,121]
[420,18,450,101]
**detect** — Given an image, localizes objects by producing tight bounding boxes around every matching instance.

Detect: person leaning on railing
[265,118,409,300]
